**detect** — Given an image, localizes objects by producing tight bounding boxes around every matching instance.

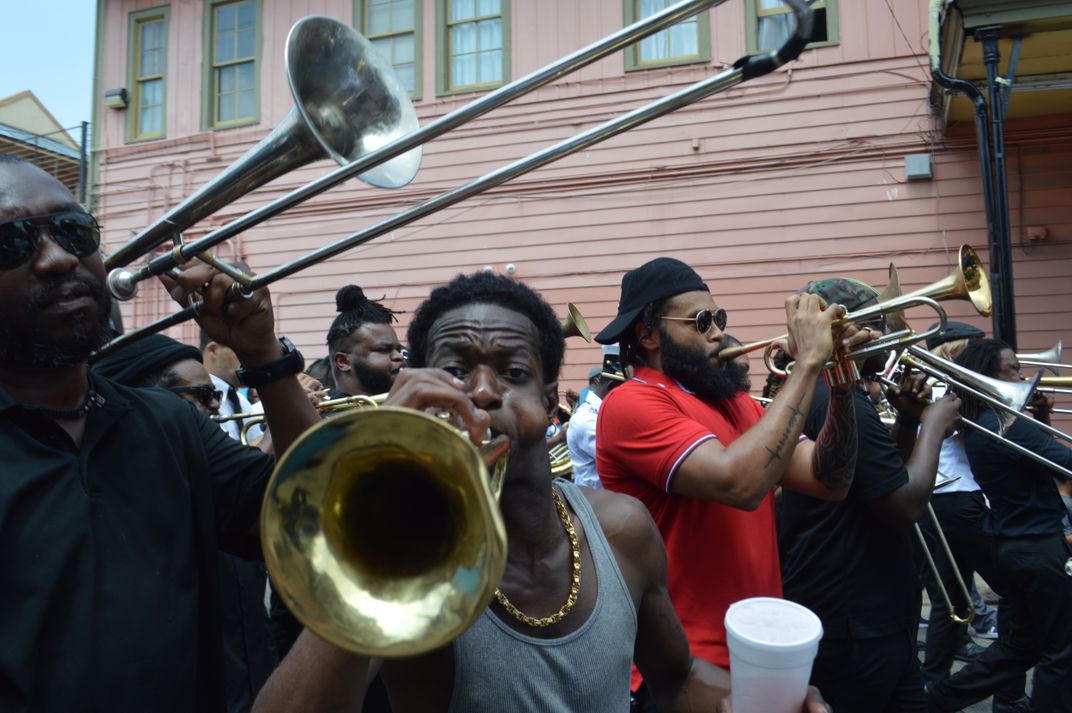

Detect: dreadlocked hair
[406,272,564,385]
[954,338,1012,422]
[326,285,397,353]
[620,296,672,367]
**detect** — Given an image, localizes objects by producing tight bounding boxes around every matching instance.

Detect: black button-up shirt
[965,409,1072,538]
[0,375,274,713]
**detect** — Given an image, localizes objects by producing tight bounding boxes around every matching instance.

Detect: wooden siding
[95,0,1072,410]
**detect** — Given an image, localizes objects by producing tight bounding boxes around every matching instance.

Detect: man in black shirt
[778,277,961,713]
[0,155,319,712]
[927,339,1072,713]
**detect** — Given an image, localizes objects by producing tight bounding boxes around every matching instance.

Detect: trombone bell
[262,406,507,657]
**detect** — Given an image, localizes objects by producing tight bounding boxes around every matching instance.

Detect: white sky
[0,0,97,145]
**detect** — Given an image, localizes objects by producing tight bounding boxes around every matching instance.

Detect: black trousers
[928,534,1072,712]
[917,491,1022,702]
[811,629,927,713]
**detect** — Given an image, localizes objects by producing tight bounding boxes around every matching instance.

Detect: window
[358,0,421,98]
[624,0,710,71]
[746,0,839,54]
[128,7,168,141]
[437,0,510,95]
[204,0,260,129]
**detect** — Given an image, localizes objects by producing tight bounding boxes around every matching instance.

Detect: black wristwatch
[235,337,305,388]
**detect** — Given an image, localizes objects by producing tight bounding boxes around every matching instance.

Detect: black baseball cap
[595,257,709,344]
[925,321,985,350]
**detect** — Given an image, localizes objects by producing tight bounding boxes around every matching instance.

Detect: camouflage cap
[799,277,880,313]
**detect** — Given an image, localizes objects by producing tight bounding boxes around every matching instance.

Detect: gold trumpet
[262,406,510,657]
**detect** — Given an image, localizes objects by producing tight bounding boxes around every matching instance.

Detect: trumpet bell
[561,303,593,342]
[262,406,506,657]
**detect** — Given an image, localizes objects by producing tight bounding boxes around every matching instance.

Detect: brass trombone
[92,0,816,359]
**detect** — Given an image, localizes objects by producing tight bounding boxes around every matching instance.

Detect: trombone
[93,0,816,359]
[1018,340,1065,375]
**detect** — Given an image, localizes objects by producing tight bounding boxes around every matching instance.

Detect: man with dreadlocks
[927,338,1072,713]
[326,284,406,399]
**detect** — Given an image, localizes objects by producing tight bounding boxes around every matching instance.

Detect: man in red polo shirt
[595,257,870,707]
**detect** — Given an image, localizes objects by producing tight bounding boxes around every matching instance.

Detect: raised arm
[781,383,857,501]
[165,264,320,454]
[672,295,869,509]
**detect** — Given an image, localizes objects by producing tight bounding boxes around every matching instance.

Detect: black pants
[928,535,1072,712]
[917,491,1022,701]
[811,629,927,713]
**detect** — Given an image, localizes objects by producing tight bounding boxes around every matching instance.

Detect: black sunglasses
[0,210,101,270]
[167,385,223,409]
[660,308,728,335]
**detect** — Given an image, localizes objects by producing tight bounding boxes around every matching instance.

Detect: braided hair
[326,285,397,353]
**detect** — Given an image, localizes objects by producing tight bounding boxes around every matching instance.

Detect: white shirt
[931,383,980,494]
[567,391,603,489]
[210,374,264,442]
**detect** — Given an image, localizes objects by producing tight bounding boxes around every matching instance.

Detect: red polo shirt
[597,366,782,674]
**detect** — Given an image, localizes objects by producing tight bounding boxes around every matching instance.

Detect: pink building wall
[94,0,1072,402]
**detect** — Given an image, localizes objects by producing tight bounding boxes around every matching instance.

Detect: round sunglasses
[660,307,728,335]
[0,210,101,270]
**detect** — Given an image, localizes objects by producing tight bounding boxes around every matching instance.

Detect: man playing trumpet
[253,271,830,712]
[593,257,872,708]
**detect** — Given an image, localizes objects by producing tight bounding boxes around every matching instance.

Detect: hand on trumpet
[383,368,492,447]
[1026,389,1054,423]
[782,293,882,384]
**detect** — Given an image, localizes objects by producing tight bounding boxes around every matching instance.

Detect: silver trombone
[1017,340,1065,375]
[94,0,815,360]
[883,347,1072,480]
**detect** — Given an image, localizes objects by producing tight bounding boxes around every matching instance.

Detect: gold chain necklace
[493,487,581,628]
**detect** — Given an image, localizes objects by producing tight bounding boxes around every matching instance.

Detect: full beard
[659,326,741,402]
[351,359,396,395]
[0,274,115,369]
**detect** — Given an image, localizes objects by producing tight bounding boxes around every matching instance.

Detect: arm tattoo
[764,394,808,469]
[811,387,857,491]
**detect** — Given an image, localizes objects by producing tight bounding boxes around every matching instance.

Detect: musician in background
[327,284,405,399]
[778,278,961,713]
[0,155,320,713]
[204,328,264,442]
[567,344,625,489]
[92,333,221,416]
[928,339,1072,713]
[593,257,868,709]
[252,271,830,713]
[914,322,1024,705]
